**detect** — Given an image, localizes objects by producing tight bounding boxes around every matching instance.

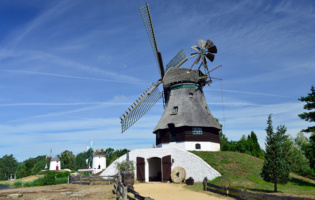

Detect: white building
[101,147,220,182]
[92,151,106,174]
[49,156,61,171]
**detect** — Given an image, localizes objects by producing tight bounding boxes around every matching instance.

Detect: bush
[13,181,23,187]
[115,160,135,173]
[56,171,70,178]
[42,173,56,185]
[12,172,68,188]
[23,182,32,187]
[32,177,45,186]
[55,177,68,184]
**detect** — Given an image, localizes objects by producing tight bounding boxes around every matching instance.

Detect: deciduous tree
[75,151,88,170]
[58,150,76,170]
[0,154,18,180]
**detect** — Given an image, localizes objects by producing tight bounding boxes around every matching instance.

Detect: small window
[192,127,203,135]
[189,93,193,98]
[195,143,201,149]
[172,106,178,114]
[157,131,160,139]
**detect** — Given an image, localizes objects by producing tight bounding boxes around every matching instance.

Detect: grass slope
[0,175,44,186]
[191,151,315,198]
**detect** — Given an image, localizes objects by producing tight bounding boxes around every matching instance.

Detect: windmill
[45,148,52,170]
[120,3,221,151]
[86,141,94,168]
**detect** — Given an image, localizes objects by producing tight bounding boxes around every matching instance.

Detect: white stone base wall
[100,147,220,182]
[92,157,106,172]
[157,141,220,151]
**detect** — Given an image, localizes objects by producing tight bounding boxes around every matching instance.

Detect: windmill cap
[51,156,60,161]
[163,68,202,89]
[93,151,106,157]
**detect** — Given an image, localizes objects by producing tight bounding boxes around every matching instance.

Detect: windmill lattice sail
[139,3,164,78]
[165,49,188,72]
[120,82,162,133]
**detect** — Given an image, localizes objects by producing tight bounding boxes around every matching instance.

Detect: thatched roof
[51,156,60,161]
[163,68,201,89]
[93,151,106,157]
[154,68,221,132]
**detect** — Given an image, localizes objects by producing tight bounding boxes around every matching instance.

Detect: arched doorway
[148,157,161,182]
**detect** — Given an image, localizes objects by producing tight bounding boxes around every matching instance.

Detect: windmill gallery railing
[113,175,154,200]
[203,177,314,200]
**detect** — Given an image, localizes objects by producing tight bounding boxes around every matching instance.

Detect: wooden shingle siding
[155,126,220,145]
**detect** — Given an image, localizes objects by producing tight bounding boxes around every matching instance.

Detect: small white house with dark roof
[49,156,61,171]
[92,151,106,174]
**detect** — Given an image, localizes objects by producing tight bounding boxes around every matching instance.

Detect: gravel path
[134,183,230,200]
[0,182,231,200]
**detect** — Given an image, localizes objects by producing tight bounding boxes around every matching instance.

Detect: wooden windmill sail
[120,4,221,151]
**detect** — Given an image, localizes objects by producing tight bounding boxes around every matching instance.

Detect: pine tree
[298,85,315,133]
[260,115,291,192]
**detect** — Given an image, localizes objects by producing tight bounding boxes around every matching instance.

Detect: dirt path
[134,183,231,200]
[0,182,230,200]
[0,184,114,200]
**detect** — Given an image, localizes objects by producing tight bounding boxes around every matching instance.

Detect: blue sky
[0,0,314,162]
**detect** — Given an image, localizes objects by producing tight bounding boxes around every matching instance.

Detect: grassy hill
[190,151,315,198]
[0,175,44,186]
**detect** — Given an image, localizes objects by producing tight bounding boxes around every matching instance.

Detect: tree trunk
[274,182,277,192]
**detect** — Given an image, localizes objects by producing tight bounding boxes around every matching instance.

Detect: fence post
[203,177,208,191]
[80,175,82,185]
[123,186,127,200]
[68,176,69,184]
[118,173,122,182]
[90,174,92,185]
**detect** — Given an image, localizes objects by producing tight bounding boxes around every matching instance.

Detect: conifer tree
[260,115,290,192]
[298,85,315,133]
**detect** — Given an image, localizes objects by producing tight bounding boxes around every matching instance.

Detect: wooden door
[136,157,145,182]
[162,155,171,182]
[56,165,59,171]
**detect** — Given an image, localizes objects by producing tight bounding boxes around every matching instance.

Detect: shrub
[115,160,135,173]
[32,177,45,186]
[56,171,70,178]
[13,181,23,187]
[56,177,68,184]
[23,182,32,187]
[42,173,56,185]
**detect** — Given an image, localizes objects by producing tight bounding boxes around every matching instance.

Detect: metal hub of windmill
[120,3,222,149]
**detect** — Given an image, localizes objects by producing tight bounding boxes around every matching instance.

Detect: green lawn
[188,151,315,198]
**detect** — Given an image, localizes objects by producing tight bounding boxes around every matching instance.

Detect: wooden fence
[68,175,116,185]
[203,177,314,200]
[113,175,154,200]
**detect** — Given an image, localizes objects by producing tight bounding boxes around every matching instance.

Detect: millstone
[171,167,186,183]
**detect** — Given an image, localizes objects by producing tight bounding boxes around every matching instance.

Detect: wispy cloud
[0,69,147,85]
[208,88,291,98]
[0,102,130,107]
[6,1,77,49]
